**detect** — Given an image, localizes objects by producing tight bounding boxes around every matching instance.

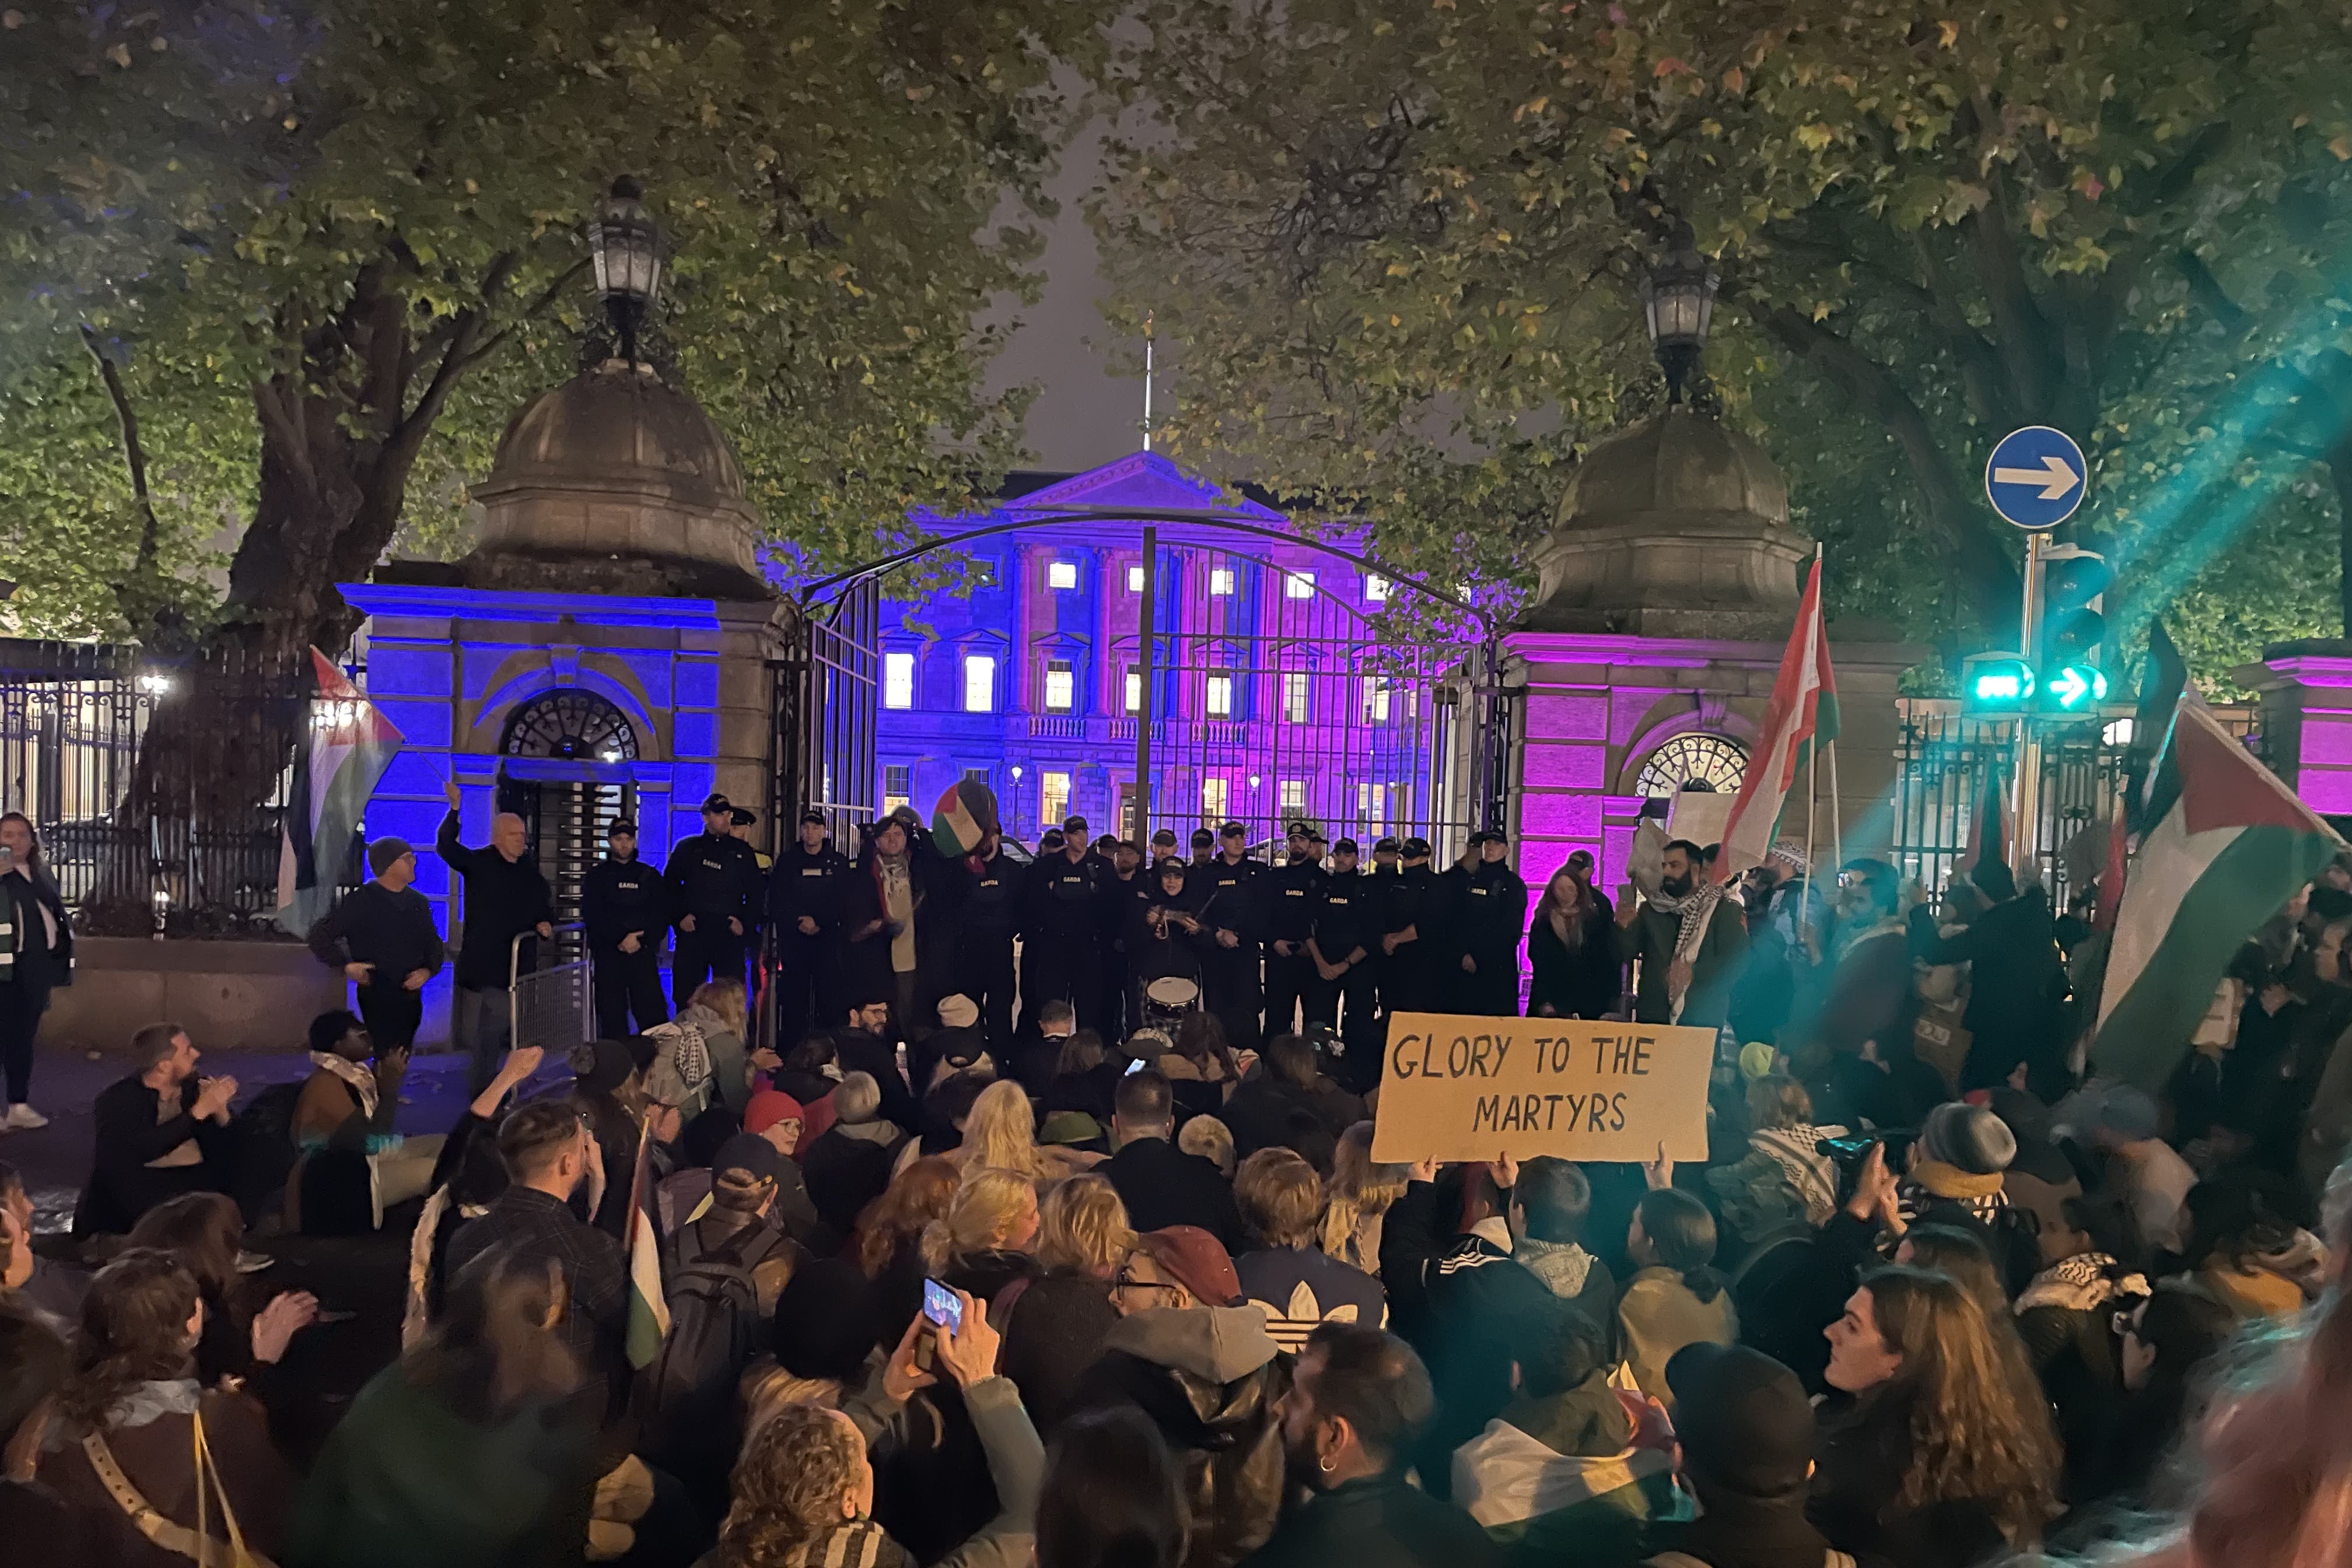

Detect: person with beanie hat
[1640,1343,1853,1568]
[1894,1101,2036,1290]
[1986,1088,2085,1264]
[306,834,444,1056]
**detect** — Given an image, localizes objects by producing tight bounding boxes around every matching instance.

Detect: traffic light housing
[1962,653,2036,712]
[2039,551,2110,710]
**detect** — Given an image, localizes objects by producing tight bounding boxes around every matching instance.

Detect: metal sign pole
[2013,530,2047,874]
[1133,525,1157,841]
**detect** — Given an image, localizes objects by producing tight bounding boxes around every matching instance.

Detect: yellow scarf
[1910,1160,2005,1200]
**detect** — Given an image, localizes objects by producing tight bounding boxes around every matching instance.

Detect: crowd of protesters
[8,798,2352,1568]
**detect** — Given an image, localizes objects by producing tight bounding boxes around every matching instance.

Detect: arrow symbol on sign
[1992,454,2081,501]
[2046,667,2091,707]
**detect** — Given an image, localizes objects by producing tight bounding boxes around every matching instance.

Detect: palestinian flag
[931,777,999,858]
[1957,760,2007,883]
[1717,554,1840,880]
[624,1114,670,1369]
[2091,697,2343,1089]
[276,648,403,938]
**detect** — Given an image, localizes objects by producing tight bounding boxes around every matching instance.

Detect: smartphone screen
[921,1277,964,1336]
[1124,1056,1146,1076]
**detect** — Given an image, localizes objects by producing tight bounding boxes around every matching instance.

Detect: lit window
[1364,574,1390,604]
[1280,779,1306,817]
[1357,781,1386,836]
[1042,771,1071,827]
[1283,671,1309,723]
[1205,671,1234,719]
[1209,567,1236,596]
[1284,570,1315,600]
[1048,560,1079,590]
[1362,676,1390,724]
[883,652,915,710]
[964,766,989,786]
[883,764,911,814]
[1126,564,1144,593]
[963,654,995,713]
[1124,666,1142,716]
[1043,659,1075,713]
[1202,776,1230,821]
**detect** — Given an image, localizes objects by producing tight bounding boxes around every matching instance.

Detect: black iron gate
[771,580,880,850]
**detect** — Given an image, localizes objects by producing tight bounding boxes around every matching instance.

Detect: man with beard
[1198,821,1267,1048]
[1249,1322,1500,1568]
[1613,838,1746,1030]
[1263,821,1327,1038]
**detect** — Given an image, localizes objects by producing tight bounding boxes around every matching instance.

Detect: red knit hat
[743,1089,806,1138]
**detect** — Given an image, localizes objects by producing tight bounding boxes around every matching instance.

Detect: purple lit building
[873,452,1468,848]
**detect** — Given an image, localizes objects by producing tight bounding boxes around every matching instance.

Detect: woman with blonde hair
[949,1079,1101,1184]
[1000,1175,1134,1437]
[1178,1113,1237,1178]
[1318,1121,1408,1272]
[920,1167,1043,1305]
[1814,1264,2061,1565]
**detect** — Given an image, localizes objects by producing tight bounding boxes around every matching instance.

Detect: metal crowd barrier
[511,921,594,1058]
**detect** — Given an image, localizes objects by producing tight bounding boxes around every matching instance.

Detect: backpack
[641,1219,790,1466]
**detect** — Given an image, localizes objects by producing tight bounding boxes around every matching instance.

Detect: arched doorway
[498,689,641,951]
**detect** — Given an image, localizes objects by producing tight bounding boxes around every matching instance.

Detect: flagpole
[1801,745,1818,951]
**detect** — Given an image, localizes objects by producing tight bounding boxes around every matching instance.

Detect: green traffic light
[2045,664,2109,710]
[1966,659,2035,705]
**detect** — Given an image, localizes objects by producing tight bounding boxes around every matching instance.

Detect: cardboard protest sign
[1370,1013,1715,1165]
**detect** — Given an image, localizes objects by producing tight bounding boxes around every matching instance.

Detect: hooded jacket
[1450,1374,1692,1566]
[1070,1306,1289,1568]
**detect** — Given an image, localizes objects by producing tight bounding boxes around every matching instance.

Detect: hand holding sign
[1371,1012,1713,1165]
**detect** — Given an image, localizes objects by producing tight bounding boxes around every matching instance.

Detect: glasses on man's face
[1113,1271,1181,1300]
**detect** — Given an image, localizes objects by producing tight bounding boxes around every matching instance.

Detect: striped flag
[1957,760,2007,884]
[1717,555,1839,880]
[2091,697,2342,1088]
[623,1112,670,1369]
[276,648,402,937]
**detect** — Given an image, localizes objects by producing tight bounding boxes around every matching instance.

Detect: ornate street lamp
[1641,222,1718,405]
[586,176,667,365]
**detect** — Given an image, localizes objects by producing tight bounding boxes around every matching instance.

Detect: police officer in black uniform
[1262,820,1325,1038]
[956,828,1027,1045]
[1025,827,1105,1030]
[1149,827,1181,866]
[768,807,848,1048]
[1188,827,1216,867]
[1459,830,1531,1016]
[583,818,670,1038]
[1195,821,1265,1048]
[1377,835,1440,1017]
[664,792,764,1012]
[1307,837,1380,1086]
[1098,839,1152,1040]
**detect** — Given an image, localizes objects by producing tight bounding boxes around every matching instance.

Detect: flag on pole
[2122,620,2190,832]
[1956,760,2008,883]
[2092,793,2129,934]
[1717,555,1839,881]
[2091,697,2342,1088]
[624,1114,670,1369]
[276,648,402,938]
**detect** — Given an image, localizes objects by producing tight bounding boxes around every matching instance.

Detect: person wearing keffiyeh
[1613,839,1747,1029]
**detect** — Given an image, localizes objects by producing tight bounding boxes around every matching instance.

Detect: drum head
[1144,976,1200,1007]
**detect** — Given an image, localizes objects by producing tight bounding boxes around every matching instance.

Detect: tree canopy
[1,0,1108,653]
[1086,0,2352,681]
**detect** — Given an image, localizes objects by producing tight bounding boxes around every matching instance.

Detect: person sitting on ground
[38,1250,299,1566]
[1041,1028,1122,1124]
[852,1157,961,1349]
[285,1252,598,1568]
[1451,1292,1686,1563]
[835,993,919,1133]
[1704,1074,1842,1243]
[2081,1084,2196,1258]
[2181,1173,2328,1319]
[1891,1223,2013,1328]
[288,1008,445,1230]
[74,1023,237,1238]
[1810,1265,2061,1567]
[124,1192,319,1396]
[1637,1342,1852,1568]
[0,1303,96,1564]
[1986,1086,2085,1262]
[1318,1124,1408,1276]
[0,1158,87,1326]
[1251,1321,1502,1568]
[1618,1185,1738,1409]
[1159,1013,1244,1120]
[946,1077,1102,1184]
[771,1032,842,1138]
[1233,1148,1384,1353]
[2013,1192,2152,1498]
[1507,1156,1618,1324]
[1219,1034,1361,1170]
[398,1045,542,1345]
[2069,1279,2240,1510]
[1179,1114,1238,1180]
[998,1174,1135,1437]
[1072,1225,1289,1568]
[1014,999,1082,1098]
[712,1292,1041,1568]
[802,1071,907,1240]
[1036,1405,1189,1568]
[442,1100,629,1422]
[663,978,754,1144]
[674,1162,807,1322]
[1103,1070,1244,1252]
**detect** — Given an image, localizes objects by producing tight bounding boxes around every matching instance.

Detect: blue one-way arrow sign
[1985,425,2087,530]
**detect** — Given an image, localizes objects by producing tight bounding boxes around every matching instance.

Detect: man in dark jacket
[1262,822,1326,1038]
[1457,832,1531,1017]
[1251,1321,1501,1568]
[1098,839,1154,1040]
[950,830,1025,1047]
[437,778,554,1095]
[75,1022,237,1237]
[1612,838,1746,1030]
[1308,839,1381,1086]
[1198,822,1268,1049]
[307,835,444,1055]
[1103,1070,1243,1252]
[1640,1343,1861,1568]
[665,793,764,1013]
[1220,1033,1363,1166]
[1377,837,1441,1019]
[581,819,668,1039]
[1073,1225,1289,1568]
[1908,858,2066,1094]
[1026,830,1106,1031]
[767,808,849,1049]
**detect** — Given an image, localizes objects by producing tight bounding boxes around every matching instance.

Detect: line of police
[581,794,1531,1091]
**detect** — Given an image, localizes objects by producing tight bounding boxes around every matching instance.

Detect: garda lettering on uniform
[1371,1012,1712,1164]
